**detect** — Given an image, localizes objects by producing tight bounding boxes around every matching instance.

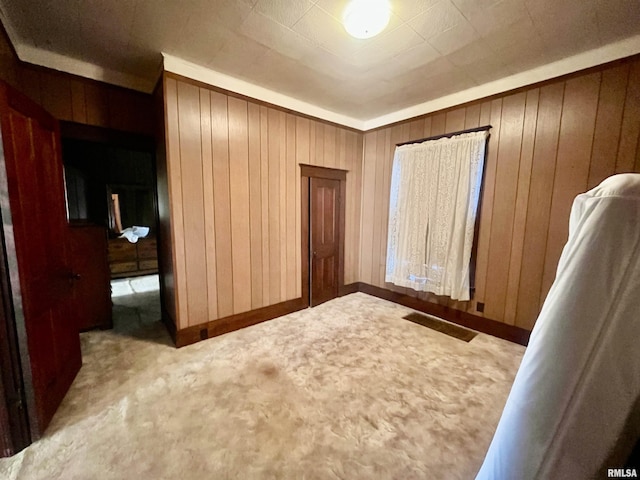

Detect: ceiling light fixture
[343,0,391,39]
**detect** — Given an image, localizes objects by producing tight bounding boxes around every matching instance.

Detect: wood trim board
[171,280,529,349]
[163,72,363,134]
[355,282,530,346]
[300,163,347,180]
[175,297,307,348]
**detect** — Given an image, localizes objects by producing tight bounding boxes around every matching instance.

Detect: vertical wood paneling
[18,68,42,105]
[211,92,234,318]
[248,103,263,310]
[69,79,87,124]
[260,106,271,305]
[177,82,208,327]
[162,58,640,334]
[358,58,640,333]
[541,73,600,304]
[344,131,354,284]
[324,124,336,168]
[464,104,481,128]
[479,101,492,127]
[309,120,317,164]
[616,61,640,173]
[409,119,424,140]
[167,77,362,327]
[504,89,539,325]
[200,89,218,321]
[295,117,310,295]
[588,64,629,188]
[484,92,526,321]
[13,64,154,135]
[474,99,503,306]
[445,108,466,132]
[267,109,281,304]
[39,72,73,121]
[83,81,110,128]
[315,122,324,167]
[515,83,565,329]
[360,132,377,283]
[423,116,432,137]
[378,128,393,286]
[338,128,351,281]
[228,97,252,314]
[431,112,446,135]
[164,78,188,328]
[338,129,347,170]
[286,114,297,300]
[108,87,135,132]
[350,131,363,285]
[279,111,287,301]
[371,131,387,286]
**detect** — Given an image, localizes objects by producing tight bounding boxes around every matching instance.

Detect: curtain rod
[396,124,492,147]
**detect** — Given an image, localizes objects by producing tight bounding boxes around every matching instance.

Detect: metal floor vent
[403,312,478,342]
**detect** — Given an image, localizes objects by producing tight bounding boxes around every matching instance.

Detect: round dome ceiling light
[343,0,391,39]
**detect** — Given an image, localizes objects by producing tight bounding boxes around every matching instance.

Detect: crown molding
[363,34,640,130]
[17,44,156,93]
[165,35,640,131]
[162,54,365,130]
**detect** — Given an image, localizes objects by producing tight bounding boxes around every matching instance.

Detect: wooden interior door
[0,82,81,438]
[310,177,341,306]
[68,225,112,331]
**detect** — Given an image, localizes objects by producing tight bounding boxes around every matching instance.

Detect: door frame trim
[300,164,347,307]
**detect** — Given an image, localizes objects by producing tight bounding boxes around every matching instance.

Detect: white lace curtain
[385,130,488,301]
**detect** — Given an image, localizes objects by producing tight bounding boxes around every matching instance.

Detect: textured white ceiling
[1,0,640,128]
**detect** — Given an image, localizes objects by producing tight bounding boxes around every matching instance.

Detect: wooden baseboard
[175,297,308,348]
[356,282,530,346]
[169,282,529,348]
[339,283,359,296]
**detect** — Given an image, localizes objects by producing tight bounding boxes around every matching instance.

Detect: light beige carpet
[0,292,524,479]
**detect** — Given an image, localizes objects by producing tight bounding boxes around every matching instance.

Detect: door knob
[70,272,81,281]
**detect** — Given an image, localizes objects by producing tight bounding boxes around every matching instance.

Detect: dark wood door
[68,225,112,331]
[310,177,341,306]
[0,82,81,437]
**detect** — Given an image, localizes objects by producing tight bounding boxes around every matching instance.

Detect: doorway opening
[300,164,347,307]
[60,123,162,339]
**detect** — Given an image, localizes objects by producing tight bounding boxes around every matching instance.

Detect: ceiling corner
[363,34,640,130]
[161,53,366,130]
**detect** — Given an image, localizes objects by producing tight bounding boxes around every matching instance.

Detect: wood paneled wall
[0,24,153,135]
[6,18,640,335]
[16,66,154,135]
[360,56,640,331]
[162,74,362,330]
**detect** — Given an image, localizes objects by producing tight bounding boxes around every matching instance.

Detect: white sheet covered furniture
[476,174,640,479]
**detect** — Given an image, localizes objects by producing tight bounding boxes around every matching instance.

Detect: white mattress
[476,173,640,479]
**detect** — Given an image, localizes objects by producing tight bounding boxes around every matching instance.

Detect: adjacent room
[0,0,639,478]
